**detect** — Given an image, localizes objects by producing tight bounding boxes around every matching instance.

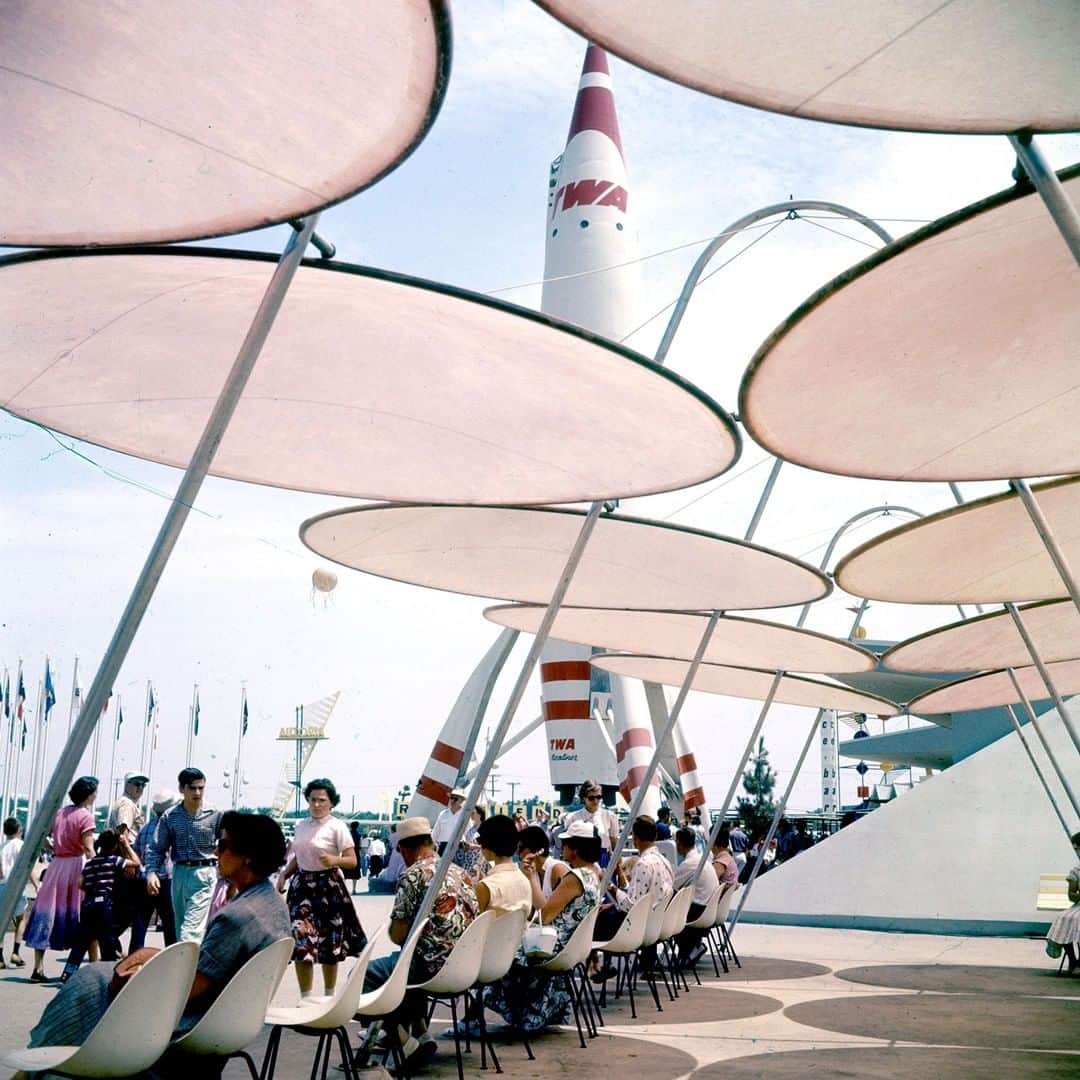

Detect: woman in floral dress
[484,820,599,1032]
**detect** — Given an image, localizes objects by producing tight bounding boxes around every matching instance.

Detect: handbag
[522,910,558,959]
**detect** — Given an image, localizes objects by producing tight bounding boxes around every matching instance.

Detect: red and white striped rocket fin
[407,629,518,824]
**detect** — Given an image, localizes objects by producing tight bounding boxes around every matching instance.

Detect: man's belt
[175,858,216,867]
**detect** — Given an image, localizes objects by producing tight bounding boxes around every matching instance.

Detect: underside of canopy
[1,1,450,246]
[534,1,1080,134]
[301,505,830,610]
[907,660,1080,714]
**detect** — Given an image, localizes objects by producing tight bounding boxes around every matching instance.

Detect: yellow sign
[276,727,328,740]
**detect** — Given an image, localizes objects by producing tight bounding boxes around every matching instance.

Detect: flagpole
[36,659,57,822]
[108,691,122,811]
[1,668,10,820]
[27,681,43,828]
[11,662,26,823]
[67,656,81,736]
[140,681,152,817]
[233,688,246,811]
[187,683,197,767]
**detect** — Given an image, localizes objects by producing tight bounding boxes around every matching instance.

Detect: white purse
[522,910,558,958]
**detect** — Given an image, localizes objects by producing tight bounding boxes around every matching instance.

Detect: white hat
[559,820,600,842]
[124,771,150,785]
[449,788,467,800]
[151,790,178,816]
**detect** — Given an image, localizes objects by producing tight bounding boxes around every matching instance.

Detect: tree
[736,736,777,837]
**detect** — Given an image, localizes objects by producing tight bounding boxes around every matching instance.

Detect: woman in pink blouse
[23,776,98,982]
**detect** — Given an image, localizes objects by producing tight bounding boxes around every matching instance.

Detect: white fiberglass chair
[709,883,741,971]
[536,904,601,1048]
[260,928,382,1080]
[658,886,695,995]
[169,937,292,1079]
[471,908,528,1072]
[684,885,726,975]
[410,908,496,1080]
[351,926,423,1076]
[591,891,652,1018]
[2,941,199,1078]
[636,892,674,1009]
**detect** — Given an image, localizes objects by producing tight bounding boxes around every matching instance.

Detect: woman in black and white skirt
[277,778,366,1000]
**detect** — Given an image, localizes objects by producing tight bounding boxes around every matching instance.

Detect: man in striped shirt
[146,768,222,943]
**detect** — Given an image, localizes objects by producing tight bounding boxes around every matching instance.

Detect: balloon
[312,568,338,593]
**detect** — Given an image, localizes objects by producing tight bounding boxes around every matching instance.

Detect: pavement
[0,890,1076,1078]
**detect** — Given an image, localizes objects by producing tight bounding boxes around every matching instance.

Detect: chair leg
[723,924,741,967]
[564,972,587,1048]
[334,1026,358,1080]
[580,967,603,1031]
[260,1024,283,1080]
[235,1049,261,1080]
[474,989,502,1074]
[310,1032,329,1080]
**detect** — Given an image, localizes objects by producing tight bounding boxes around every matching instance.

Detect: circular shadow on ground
[835,963,1080,998]
[693,1046,1080,1079]
[706,956,831,981]
[785,993,1080,1050]
[601,985,783,1026]
[480,1028,697,1076]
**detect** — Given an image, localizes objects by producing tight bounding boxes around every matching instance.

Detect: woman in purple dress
[24,776,98,981]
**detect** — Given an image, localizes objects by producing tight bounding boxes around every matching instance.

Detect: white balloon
[312,568,338,593]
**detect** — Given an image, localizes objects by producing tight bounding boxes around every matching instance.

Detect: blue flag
[146,685,156,726]
[44,660,56,719]
[242,697,249,737]
[193,691,201,737]
[116,704,125,739]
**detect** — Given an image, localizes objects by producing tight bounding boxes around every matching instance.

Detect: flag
[3,673,10,744]
[116,703,125,739]
[146,685,156,726]
[44,660,56,718]
[193,690,201,737]
[16,672,26,720]
[242,696,249,737]
[101,689,112,714]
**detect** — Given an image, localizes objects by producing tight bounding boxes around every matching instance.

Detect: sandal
[9,955,26,968]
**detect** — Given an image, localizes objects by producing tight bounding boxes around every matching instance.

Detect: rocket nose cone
[567,45,623,156]
[582,44,611,76]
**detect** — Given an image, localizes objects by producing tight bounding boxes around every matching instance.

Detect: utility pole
[507,780,519,811]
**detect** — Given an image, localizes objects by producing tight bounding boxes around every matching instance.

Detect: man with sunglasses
[561,780,619,868]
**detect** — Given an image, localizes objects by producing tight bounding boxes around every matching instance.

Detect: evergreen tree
[736,736,777,837]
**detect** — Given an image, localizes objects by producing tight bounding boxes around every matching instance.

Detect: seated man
[673,826,719,965]
[360,816,478,1067]
[595,815,674,946]
[14,812,291,1080]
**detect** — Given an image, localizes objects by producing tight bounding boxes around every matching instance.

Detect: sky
[2,0,1078,819]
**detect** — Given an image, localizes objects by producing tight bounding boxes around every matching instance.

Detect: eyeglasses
[584,794,601,801]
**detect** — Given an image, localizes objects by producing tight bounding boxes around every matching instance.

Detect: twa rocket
[539,46,708,816]
[539,45,634,805]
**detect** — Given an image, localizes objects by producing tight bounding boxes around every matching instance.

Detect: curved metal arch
[654,200,894,367]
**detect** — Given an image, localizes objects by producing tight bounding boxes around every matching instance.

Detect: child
[61,829,139,982]
[0,817,30,969]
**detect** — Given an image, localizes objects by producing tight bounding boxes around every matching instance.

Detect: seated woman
[473,815,532,916]
[483,821,599,1032]
[14,812,291,1080]
[711,827,739,890]
[517,825,568,903]
[1046,831,1080,973]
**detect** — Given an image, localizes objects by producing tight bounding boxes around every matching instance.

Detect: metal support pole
[1005,603,1080,755]
[743,458,784,543]
[1005,668,1080,819]
[730,708,822,929]
[406,501,604,935]
[599,611,721,894]
[690,671,786,888]
[1009,478,1080,619]
[0,215,319,938]
[1008,134,1080,265]
[1004,703,1074,838]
